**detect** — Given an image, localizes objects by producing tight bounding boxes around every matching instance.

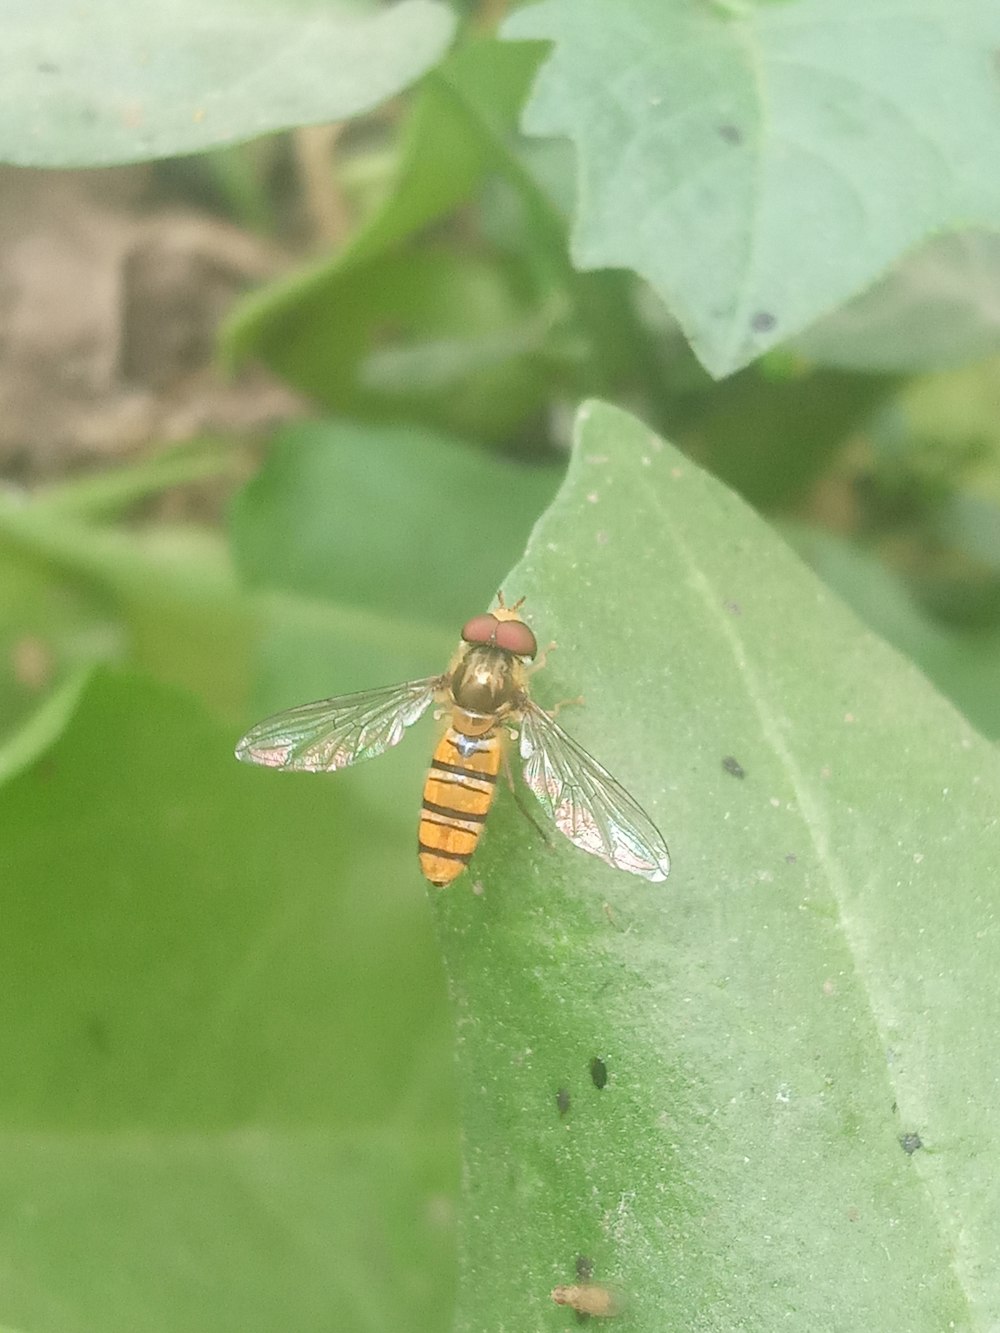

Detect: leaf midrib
[657,485,975,1324]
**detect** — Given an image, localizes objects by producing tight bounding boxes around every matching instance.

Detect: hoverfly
[234,597,670,886]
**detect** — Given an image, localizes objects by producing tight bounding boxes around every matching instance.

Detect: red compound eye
[461,613,499,645]
[495,619,537,659]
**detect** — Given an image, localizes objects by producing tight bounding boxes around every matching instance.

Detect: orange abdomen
[418,727,502,886]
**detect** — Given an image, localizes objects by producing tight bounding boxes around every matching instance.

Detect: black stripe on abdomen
[430,758,498,782]
[417,841,472,863]
[421,798,488,823]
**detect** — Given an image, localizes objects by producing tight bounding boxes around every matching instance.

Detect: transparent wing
[235,676,445,772]
[519,700,670,881]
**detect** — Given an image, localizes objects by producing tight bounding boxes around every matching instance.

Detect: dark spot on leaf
[86,1016,108,1052]
[576,1254,594,1281]
[751,310,777,333]
[722,755,746,779]
[899,1132,922,1155]
[372,317,404,344]
[785,853,797,864]
[589,1056,608,1090]
[37,61,60,74]
[718,123,742,144]
[556,1086,570,1117]
[725,600,741,616]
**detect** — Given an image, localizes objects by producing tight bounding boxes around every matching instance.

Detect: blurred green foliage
[3,1,1000,1331]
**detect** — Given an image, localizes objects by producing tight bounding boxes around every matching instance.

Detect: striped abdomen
[419,726,502,886]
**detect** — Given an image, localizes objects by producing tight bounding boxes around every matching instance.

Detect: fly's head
[451,605,537,715]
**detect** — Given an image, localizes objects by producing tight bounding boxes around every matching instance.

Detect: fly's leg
[526,641,557,675]
[546,693,584,720]
[525,643,583,715]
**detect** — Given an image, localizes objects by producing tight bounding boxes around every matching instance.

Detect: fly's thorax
[449,644,526,717]
[451,707,497,738]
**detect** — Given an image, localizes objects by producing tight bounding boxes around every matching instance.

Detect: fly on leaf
[234,597,670,887]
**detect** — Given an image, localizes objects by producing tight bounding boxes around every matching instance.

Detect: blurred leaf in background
[0,670,453,1333]
[224,39,571,442]
[794,232,1000,373]
[502,0,1000,376]
[0,0,457,167]
[0,412,558,1330]
[230,420,561,625]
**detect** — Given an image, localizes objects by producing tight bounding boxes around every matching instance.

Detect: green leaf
[30,437,249,523]
[225,39,544,347]
[2,0,456,168]
[788,523,1000,741]
[795,231,1000,373]
[678,364,898,509]
[229,249,555,440]
[0,670,455,1333]
[224,40,558,441]
[0,496,259,724]
[0,663,95,786]
[229,419,562,627]
[0,541,124,777]
[503,0,1000,377]
[433,400,1000,1329]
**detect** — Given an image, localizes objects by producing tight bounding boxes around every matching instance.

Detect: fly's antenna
[495,589,526,613]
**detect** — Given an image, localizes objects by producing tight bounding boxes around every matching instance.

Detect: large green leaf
[503,0,1000,377]
[0,670,454,1333]
[1,0,455,168]
[430,400,1000,1329]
